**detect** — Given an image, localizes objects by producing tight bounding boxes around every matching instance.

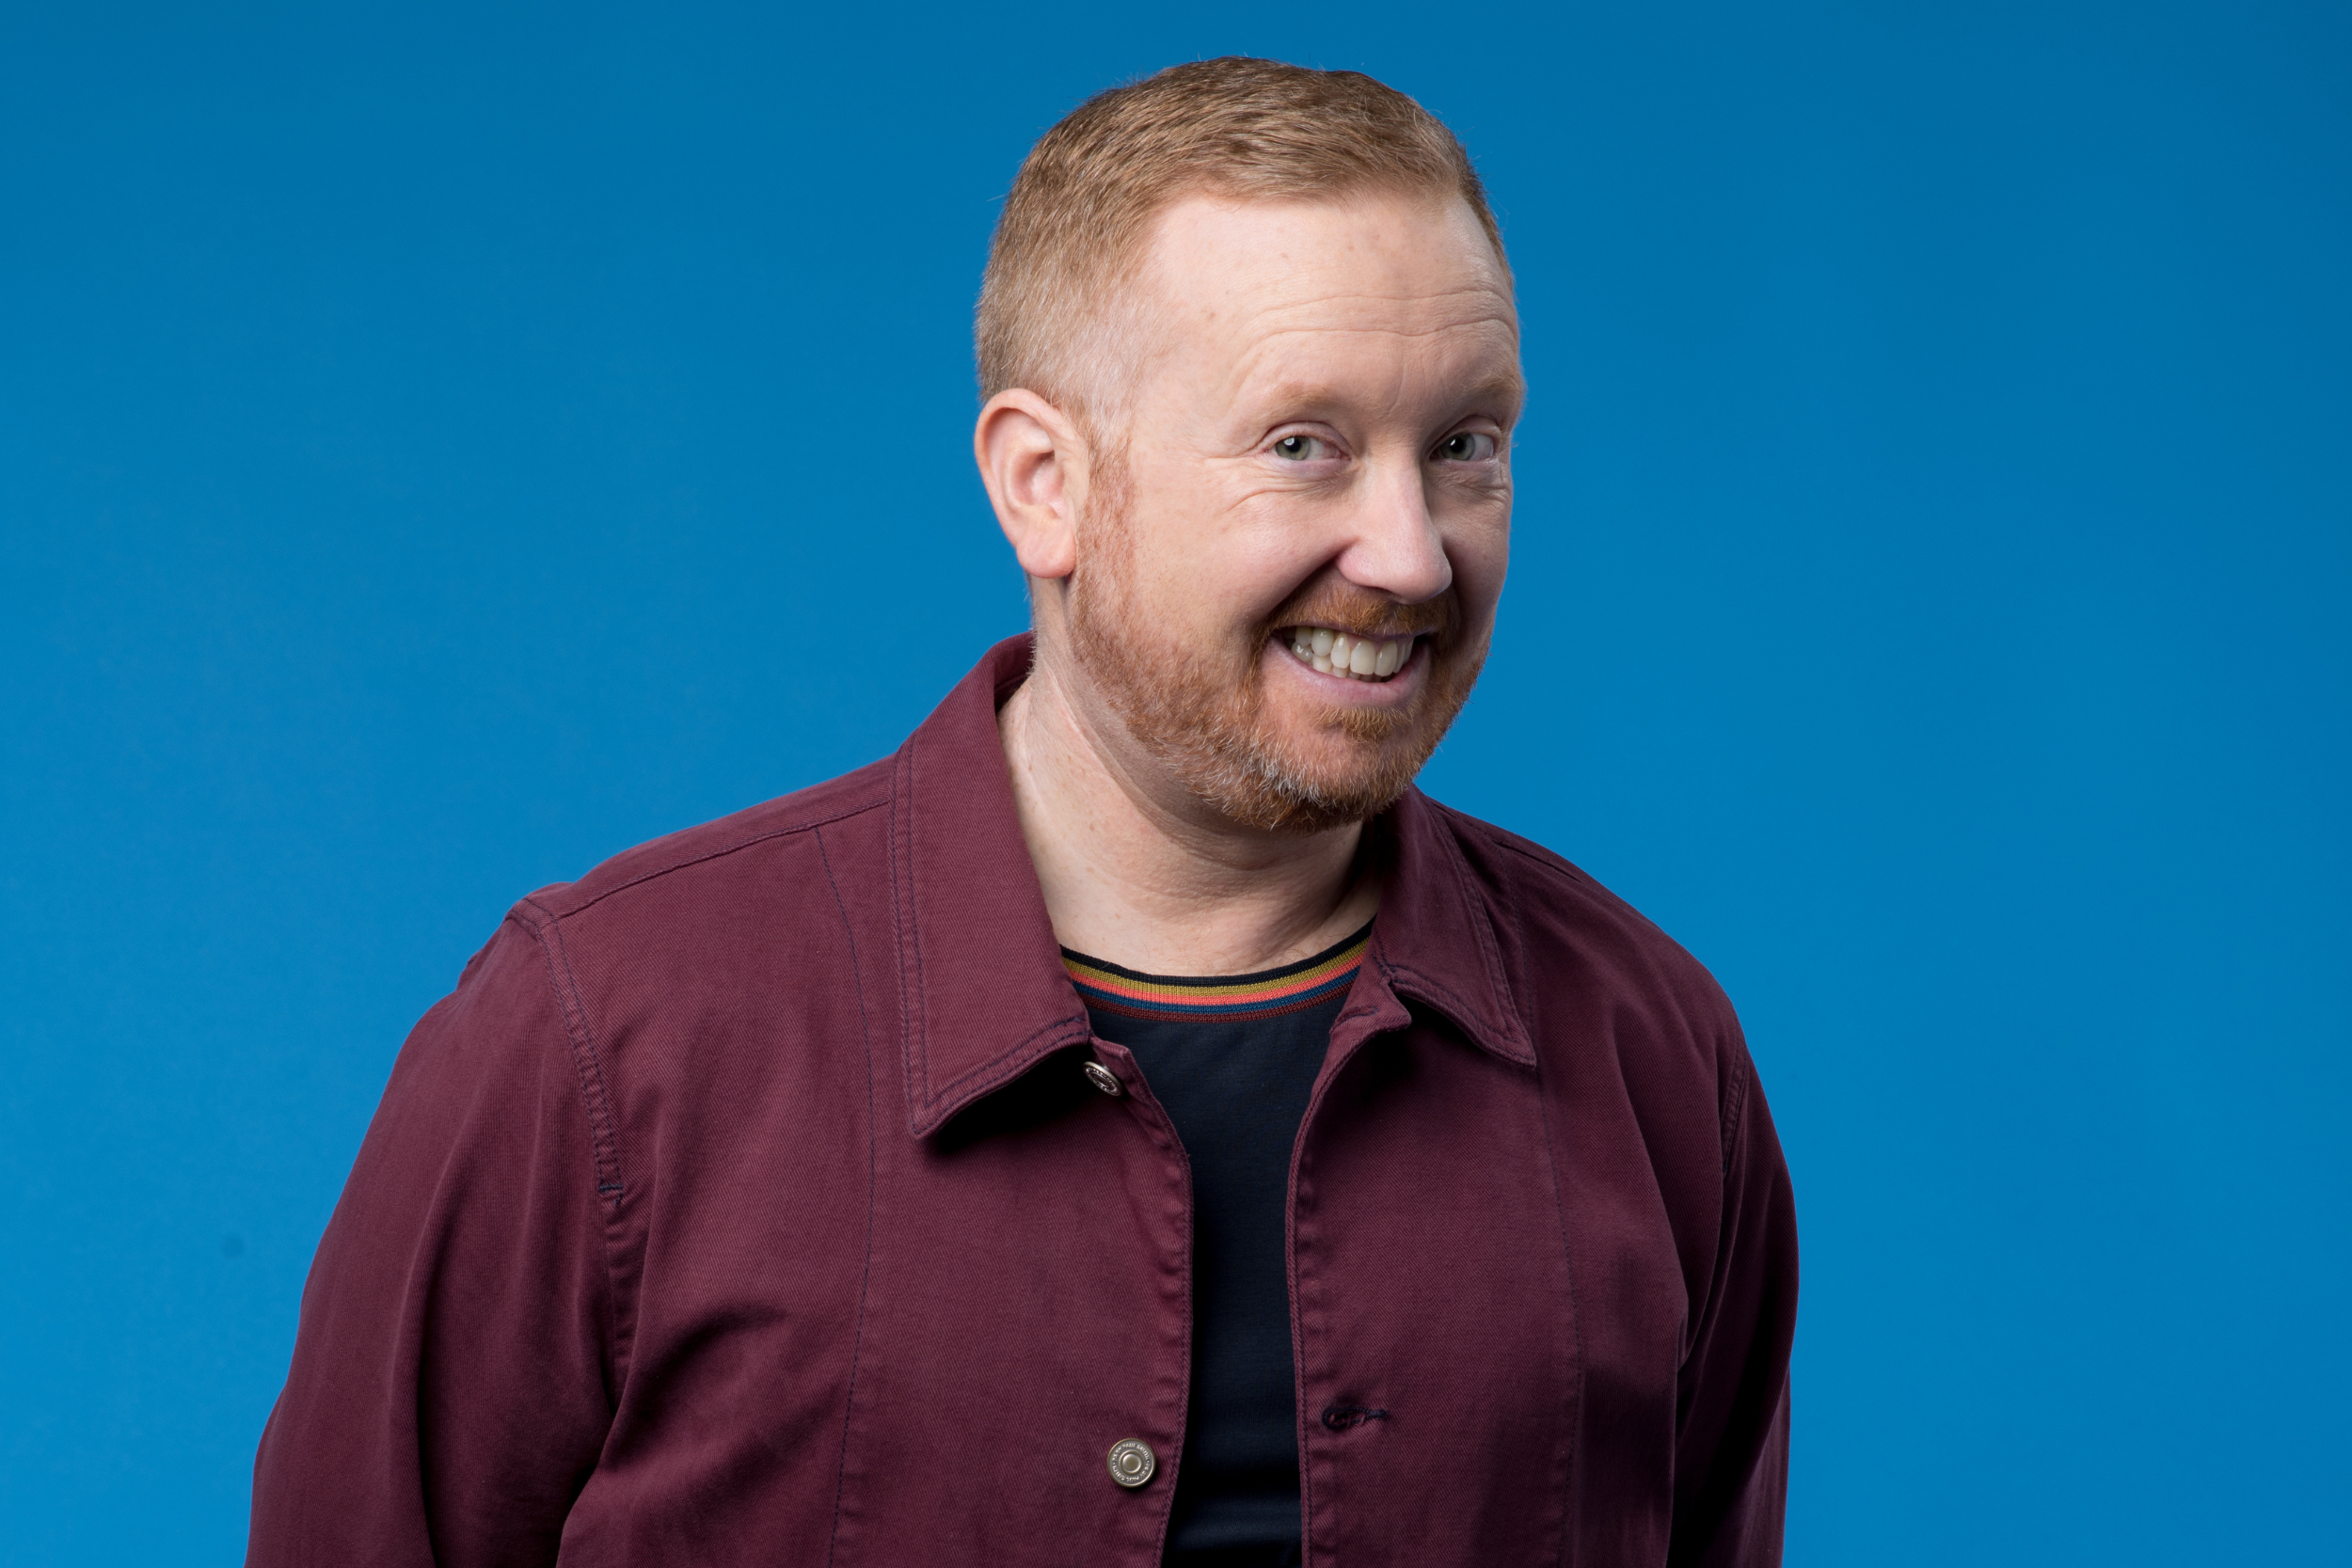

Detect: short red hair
[976,57,1507,422]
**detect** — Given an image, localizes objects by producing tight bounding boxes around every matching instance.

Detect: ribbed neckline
[1061,922,1374,1021]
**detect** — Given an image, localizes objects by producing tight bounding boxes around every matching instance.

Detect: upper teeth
[1286,626,1414,680]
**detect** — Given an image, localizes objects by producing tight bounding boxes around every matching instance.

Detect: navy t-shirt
[1062,924,1373,1568]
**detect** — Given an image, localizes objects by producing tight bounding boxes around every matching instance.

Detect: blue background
[4,2,2344,1561]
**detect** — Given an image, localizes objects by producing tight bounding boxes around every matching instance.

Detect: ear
[974,389,1087,581]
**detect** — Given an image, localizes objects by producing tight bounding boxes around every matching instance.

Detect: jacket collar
[890,634,1532,1139]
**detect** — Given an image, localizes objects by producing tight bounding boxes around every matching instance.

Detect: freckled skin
[1121,196,1519,736]
[976,191,1522,975]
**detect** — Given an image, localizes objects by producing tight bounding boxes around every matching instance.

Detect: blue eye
[1438,432,1497,462]
[1273,435,1327,461]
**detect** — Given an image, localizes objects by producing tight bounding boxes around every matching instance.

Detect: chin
[1187,685,1465,835]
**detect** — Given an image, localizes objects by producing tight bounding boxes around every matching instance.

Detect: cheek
[1120,523,1290,640]
[1444,506,1511,624]
[1135,501,1333,633]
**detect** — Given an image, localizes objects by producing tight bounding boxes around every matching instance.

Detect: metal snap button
[1106,1437,1155,1488]
[1082,1060,1123,1097]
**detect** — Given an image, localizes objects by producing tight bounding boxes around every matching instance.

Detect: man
[249,57,1795,1568]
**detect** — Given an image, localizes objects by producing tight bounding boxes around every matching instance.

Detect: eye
[1438,432,1486,461]
[1436,431,1498,462]
[1271,434,1334,462]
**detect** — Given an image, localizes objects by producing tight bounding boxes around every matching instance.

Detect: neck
[997,650,1380,977]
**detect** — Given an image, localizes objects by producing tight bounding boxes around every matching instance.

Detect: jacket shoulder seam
[1718,1034,1754,1175]
[509,900,627,1206]
[507,901,637,1397]
[1467,819,1600,892]
[1457,813,1752,1166]
[546,795,891,921]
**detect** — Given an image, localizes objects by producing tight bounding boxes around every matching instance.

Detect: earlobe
[975,391,1082,581]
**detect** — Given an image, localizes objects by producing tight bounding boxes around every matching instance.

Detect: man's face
[1063,189,1521,833]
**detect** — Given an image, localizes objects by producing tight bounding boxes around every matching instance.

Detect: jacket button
[1106,1438,1155,1488]
[1082,1060,1123,1097]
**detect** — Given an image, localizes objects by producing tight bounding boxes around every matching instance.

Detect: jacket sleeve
[247,912,617,1567]
[1669,1050,1799,1568]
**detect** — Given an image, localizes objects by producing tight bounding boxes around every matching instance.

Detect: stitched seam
[928,1017,1095,1098]
[1433,804,1530,1048]
[1533,1028,1585,1568]
[889,747,927,1114]
[514,901,625,1204]
[1479,829,1700,997]
[1379,959,1535,1067]
[885,735,1092,1132]
[1376,961,1484,1027]
[506,906,628,1405]
[1478,826,1603,892]
[1499,863,1581,1568]
[1290,1045,1327,1562]
[913,1021,1095,1132]
[1720,1042,1752,1177]
[815,826,880,1568]
[894,752,922,1104]
[544,797,890,921]
[1291,956,1418,1557]
[1129,1070,1195,1565]
[1679,1067,1762,1391]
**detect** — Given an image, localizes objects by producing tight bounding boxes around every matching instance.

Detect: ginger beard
[1064,467,1488,835]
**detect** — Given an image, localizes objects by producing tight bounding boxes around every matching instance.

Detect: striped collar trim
[1062,923,1373,1020]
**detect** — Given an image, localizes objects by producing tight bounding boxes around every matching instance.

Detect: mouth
[1279,625,1424,684]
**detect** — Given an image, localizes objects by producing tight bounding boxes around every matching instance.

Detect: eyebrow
[1464,369,1528,411]
[1251,368,1528,420]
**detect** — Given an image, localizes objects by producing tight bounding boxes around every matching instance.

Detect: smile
[1280,626,1420,683]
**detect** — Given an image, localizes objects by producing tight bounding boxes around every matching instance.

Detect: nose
[1333,451,1453,605]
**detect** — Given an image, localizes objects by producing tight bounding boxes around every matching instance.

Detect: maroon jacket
[248,635,1796,1567]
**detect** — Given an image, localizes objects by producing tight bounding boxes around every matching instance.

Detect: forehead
[1136,191,1517,378]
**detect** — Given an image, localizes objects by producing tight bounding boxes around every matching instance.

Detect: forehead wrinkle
[1230,314,1518,350]
[1134,202,1521,440]
[1213,290,1519,374]
[1216,282,1516,336]
[1224,320,1523,417]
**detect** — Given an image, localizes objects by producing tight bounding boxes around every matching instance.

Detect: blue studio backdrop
[3,3,2344,1562]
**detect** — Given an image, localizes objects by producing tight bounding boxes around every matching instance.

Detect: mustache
[1261,586,1455,643]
